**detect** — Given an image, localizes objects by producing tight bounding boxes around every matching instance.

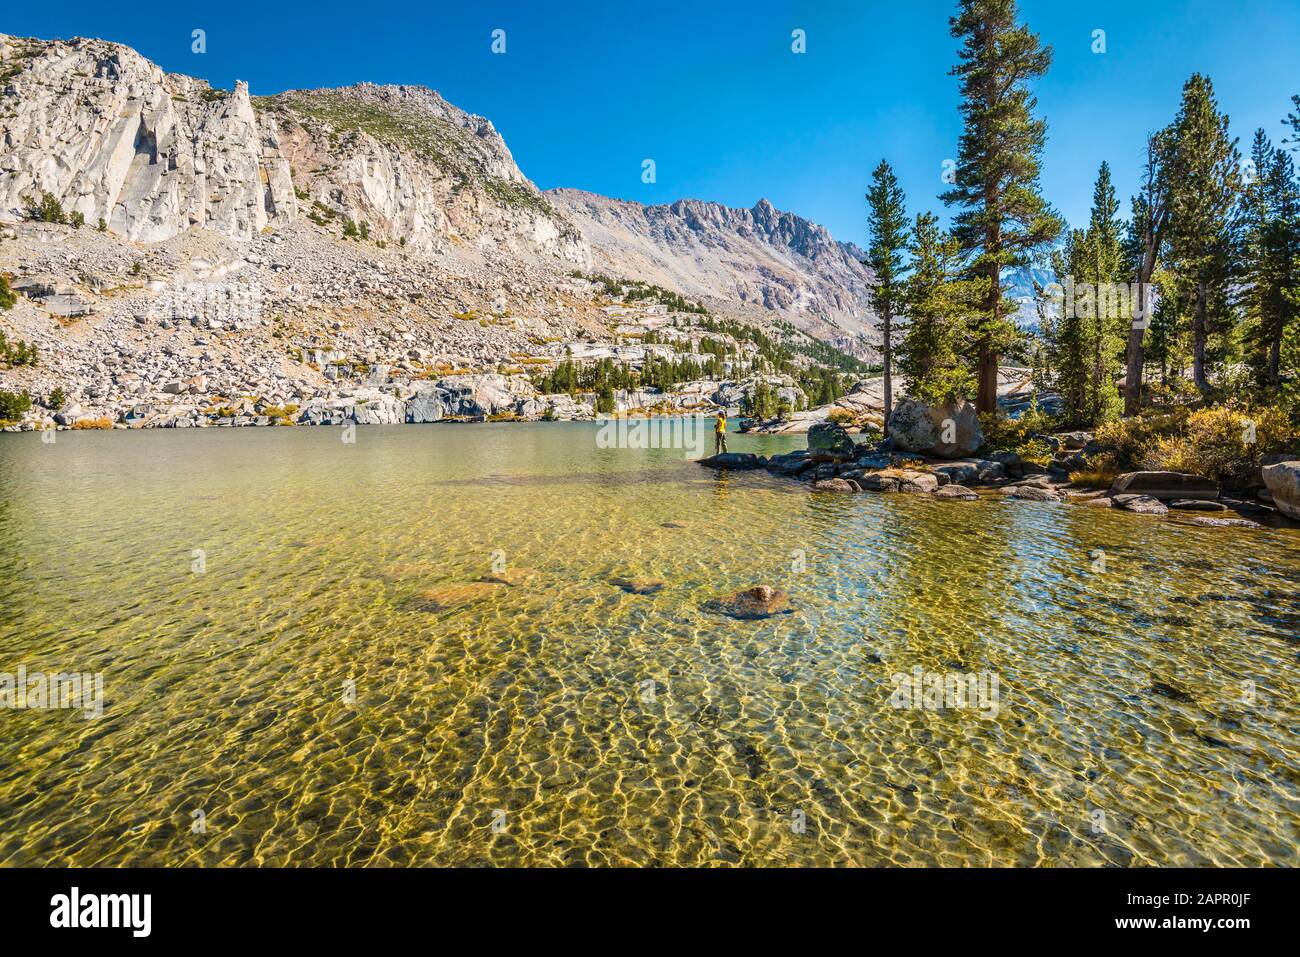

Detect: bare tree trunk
[976,259,1000,415]
[1124,255,1155,415]
[882,307,893,431]
[1192,278,1209,393]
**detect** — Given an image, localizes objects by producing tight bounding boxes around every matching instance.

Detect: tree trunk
[881,306,892,431]
[976,258,1000,415]
[1269,332,1281,387]
[1192,278,1209,393]
[977,348,998,414]
[1123,251,1155,415]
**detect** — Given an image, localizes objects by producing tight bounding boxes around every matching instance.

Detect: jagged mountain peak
[547,189,877,346]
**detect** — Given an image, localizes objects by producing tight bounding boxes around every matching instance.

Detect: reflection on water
[0,423,1296,866]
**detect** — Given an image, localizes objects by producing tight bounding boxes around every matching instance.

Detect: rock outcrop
[887,397,982,458]
[1110,471,1218,501]
[0,35,296,242]
[548,189,878,349]
[1261,461,1300,520]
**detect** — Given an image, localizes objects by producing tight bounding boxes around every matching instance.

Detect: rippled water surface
[0,423,1297,866]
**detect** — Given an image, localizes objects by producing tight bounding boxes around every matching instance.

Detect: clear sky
[5,1,1297,246]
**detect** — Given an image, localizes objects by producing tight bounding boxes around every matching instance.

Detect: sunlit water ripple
[0,423,1296,866]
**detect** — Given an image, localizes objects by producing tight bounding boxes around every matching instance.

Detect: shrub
[71,416,113,430]
[46,387,66,410]
[70,211,85,229]
[0,390,33,420]
[31,192,66,224]
[1069,451,1121,489]
[1139,406,1295,486]
[97,218,107,232]
[979,403,1060,464]
[1094,411,1189,469]
[0,275,15,310]
[826,407,855,425]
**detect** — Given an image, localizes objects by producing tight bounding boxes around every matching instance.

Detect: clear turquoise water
[0,423,1297,865]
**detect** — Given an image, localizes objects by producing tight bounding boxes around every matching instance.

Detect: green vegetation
[0,275,15,311]
[29,192,67,224]
[0,389,32,421]
[898,212,978,406]
[0,329,38,367]
[943,0,1062,414]
[1047,163,1126,426]
[47,387,67,411]
[865,159,909,429]
[258,91,557,215]
[572,271,709,314]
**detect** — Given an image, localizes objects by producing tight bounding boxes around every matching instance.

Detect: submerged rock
[410,582,504,611]
[1169,499,1227,512]
[479,567,539,587]
[704,585,792,620]
[1181,515,1261,529]
[610,577,666,594]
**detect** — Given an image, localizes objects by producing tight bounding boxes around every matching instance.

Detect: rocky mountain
[0,32,880,429]
[549,190,877,348]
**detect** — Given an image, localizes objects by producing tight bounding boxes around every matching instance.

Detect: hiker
[714,411,728,454]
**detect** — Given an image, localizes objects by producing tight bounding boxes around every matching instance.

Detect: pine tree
[1049,229,1090,418]
[1165,73,1241,394]
[1241,130,1300,387]
[899,212,978,405]
[865,159,909,429]
[1049,164,1126,425]
[1122,130,1173,414]
[942,0,1063,414]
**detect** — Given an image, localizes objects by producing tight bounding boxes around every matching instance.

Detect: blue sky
[6,1,1298,246]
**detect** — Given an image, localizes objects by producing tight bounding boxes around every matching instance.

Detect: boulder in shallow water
[1261,461,1300,520]
[1113,494,1168,515]
[696,452,765,470]
[704,585,792,620]
[1182,515,1261,528]
[932,484,979,501]
[887,397,982,459]
[807,421,856,457]
[1110,471,1218,501]
[931,458,1005,485]
[766,451,814,476]
[1169,499,1227,512]
[1004,485,1061,502]
[813,478,858,493]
